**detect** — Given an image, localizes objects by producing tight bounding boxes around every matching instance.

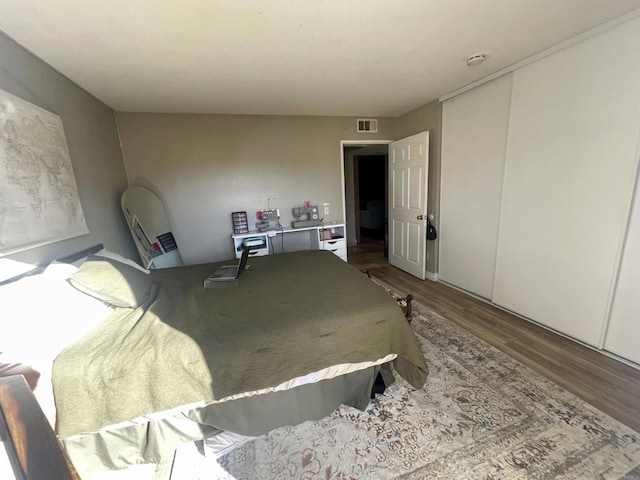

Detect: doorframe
[340,140,393,245]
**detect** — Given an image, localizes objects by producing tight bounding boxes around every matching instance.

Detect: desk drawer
[323,246,347,261]
[236,248,268,259]
[320,239,346,250]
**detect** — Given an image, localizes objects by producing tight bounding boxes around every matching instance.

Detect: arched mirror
[121,186,183,269]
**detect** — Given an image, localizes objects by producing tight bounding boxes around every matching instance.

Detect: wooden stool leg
[404,294,413,322]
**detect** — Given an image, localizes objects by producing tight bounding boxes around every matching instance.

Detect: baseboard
[425,271,438,282]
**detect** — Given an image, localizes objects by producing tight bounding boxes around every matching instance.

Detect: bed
[1,247,428,478]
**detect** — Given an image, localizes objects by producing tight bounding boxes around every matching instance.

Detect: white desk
[232,223,347,261]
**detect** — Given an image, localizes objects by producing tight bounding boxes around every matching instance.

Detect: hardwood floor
[348,242,640,433]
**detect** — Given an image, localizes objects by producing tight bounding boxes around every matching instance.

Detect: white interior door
[388,131,429,279]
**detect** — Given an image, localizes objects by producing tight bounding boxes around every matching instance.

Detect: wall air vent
[357,119,378,133]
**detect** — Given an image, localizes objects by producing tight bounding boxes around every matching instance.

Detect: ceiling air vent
[357,119,378,133]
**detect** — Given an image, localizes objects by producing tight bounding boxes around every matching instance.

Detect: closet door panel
[606,173,640,364]
[493,18,640,346]
[439,74,512,299]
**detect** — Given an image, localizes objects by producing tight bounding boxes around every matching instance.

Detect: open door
[388,131,429,279]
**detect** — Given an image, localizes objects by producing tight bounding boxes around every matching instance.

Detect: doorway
[342,142,390,256]
[356,155,386,245]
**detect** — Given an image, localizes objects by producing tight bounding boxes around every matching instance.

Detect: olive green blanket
[53,250,428,439]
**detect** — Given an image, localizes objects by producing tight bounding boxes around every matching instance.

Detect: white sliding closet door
[440,75,512,299]
[605,170,640,364]
[493,18,640,346]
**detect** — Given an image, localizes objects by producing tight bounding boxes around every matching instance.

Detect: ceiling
[1,1,640,117]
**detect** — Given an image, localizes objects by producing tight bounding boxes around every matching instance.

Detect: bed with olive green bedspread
[53,250,428,476]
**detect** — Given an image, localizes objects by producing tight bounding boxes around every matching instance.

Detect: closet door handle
[417,215,425,220]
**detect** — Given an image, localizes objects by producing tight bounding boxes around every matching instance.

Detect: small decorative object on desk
[363,269,413,322]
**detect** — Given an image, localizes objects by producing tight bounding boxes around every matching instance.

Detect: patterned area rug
[195,301,640,479]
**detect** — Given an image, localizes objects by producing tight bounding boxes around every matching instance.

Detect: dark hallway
[357,155,386,248]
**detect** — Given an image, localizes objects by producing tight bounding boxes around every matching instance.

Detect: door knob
[417,215,425,220]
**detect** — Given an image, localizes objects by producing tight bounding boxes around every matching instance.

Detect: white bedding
[0,261,113,425]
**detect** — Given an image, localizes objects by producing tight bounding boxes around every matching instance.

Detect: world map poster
[0,89,88,255]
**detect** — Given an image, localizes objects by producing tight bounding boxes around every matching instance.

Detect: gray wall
[116,113,395,265]
[396,100,442,275]
[0,32,135,265]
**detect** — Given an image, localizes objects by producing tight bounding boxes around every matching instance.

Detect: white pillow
[41,261,79,280]
[0,268,113,364]
[1,258,113,426]
[95,249,150,273]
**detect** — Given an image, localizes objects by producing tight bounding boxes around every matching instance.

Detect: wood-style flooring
[348,241,640,433]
